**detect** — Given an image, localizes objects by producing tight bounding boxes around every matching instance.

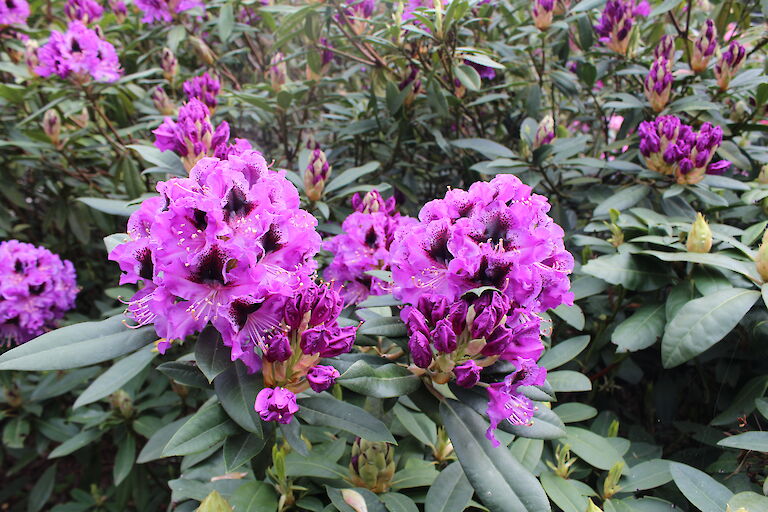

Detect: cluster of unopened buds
[644,53,673,112]
[594,0,650,55]
[638,115,730,185]
[691,19,717,73]
[390,175,574,444]
[303,148,331,202]
[135,0,203,24]
[715,41,746,91]
[324,189,416,304]
[531,0,555,31]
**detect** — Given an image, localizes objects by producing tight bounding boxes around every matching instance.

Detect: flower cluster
[715,41,746,91]
[0,241,78,345]
[109,149,322,371]
[390,175,573,445]
[691,19,717,73]
[64,0,103,23]
[638,115,730,185]
[0,0,29,26]
[35,21,121,83]
[254,280,357,423]
[153,98,230,171]
[324,190,417,304]
[644,55,673,112]
[303,148,331,202]
[135,0,203,24]
[532,0,554,31]
[594,0,651,55]
[182,72,221,111]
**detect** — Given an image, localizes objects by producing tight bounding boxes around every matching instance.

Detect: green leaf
[338,361,421,398]
[137,416,189,463]
[230,482,279,512]
[454,64,481,92]
[661,288,760,368]
[218,3,235,41]
[717,431,768,452]
[711,376,768,426]
[358,317,408,338]
[669,462,733,512]
[162,402,238,457]
[297,395,395,442]
[78,198,139,217]
[27,464,56,512]
[381,493,419,512]
[510,438,543,472]
[73,344,156,409]
[157,361,209,388]
[127,144,185,175]
[113,434,135,485]
[214,362,264,436]
[285,452,348,479]
[325,162,381,194]
[582,253,670,292]
[425,462,473,512]
[450,138,515,159]
[393,403,437,447]
[0,316,157,371]
[551,304,585,330]
[390,461,440,490]
[538,336,590,370]
[224,433,265,471]
[195,326,232,382]
[440,400,551,512]
[563,427,624,470]
[49,429,102,458]
[198,490,233,512]
[728,492,768,512]
[540,472,588,512]
[547,370,592,392]
[611,303,666,353]
[642,250,760,282]
[553,403,597,423]
[3,416,29,449]
[621,459,672,491]
[594,185,650,217]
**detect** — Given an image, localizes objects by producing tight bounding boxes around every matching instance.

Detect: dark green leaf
[224,433,265,471]
[297,395,395,443]
[424,462,473,512]
[669,462,732,512]
[195,326,231,382]
[162,403,238,457]
[214,361,264,436]
[73,344,156,409]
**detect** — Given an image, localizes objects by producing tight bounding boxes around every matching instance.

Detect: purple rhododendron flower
[255,387,298,424]
[135,0,204,23]
[0,0,30,25]
[0,241,78,345]
[638,115,730,184]
[324,190,417,304]
[390,174,574,311]
[109,149,321,371]
[64,0,104,23]
[35,21,121,83]
[306,365,340,392]
[183,72,221,110]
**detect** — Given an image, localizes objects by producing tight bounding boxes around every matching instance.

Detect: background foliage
[2,0,768,511]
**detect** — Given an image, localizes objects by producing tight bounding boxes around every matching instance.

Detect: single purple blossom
[0,0,29,25]
[255,387,298,424]
[307,365,340,392]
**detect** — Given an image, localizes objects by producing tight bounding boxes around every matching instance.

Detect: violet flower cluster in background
[638,115,730,185]
[35,21,121,83]
[0,241,78,345]
[389,175,574,444]
[0,0,29,26]
[324,190,417,304]
[135,0,204,24]
[64,0,103,23]
[182,72,221,111]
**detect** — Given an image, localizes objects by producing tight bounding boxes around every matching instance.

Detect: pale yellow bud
[687,213,713,253]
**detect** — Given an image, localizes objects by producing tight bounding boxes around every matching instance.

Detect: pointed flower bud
[110,0,127,23]
[532,0,555,31]
[654,34,675,61]
[264,332,292,362]
[691,19,717,73]
[454,359,482,388]
[533,115,555,149]
[432,318,457,353]
[687,213,712,253]
[160,47,178,82]
[304,148,330,201]
[190,36,216,66]
[644,57,673,112]
[715,41,746,91]
[254,387,298,424]
[306,364,340,392]
[267,52,287,92]
[43,109,62,146]
[351,189,395,214]
[152,86,175,116]
[349,438,396,493]
[594,0,651,55]
[24,40,39,76]
[409,330,432,368]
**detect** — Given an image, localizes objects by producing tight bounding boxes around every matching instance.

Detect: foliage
[1,0,768,511]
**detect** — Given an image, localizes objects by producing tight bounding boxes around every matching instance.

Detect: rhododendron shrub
[1,0,767,510]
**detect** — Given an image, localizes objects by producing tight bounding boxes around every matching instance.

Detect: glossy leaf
[424,462,473,512]
[669,462,732,512]
[162,403,238,457]
[297,395,395,443]
[73,344,156,409]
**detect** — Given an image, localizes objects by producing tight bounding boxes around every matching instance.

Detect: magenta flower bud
[409,331,432,368]
[319,37,334,67]
[307,365,340,392]
[644,57,673,112]
[454,359,482,388]
[432,318,457,353]
[254,387,298,424]
[403,306,430,336]
[691,19,717,73]
[152,86,176,116]
[300,326,326,355]
[183,72,221,111]
[707,160,730,175]
[309,283,343,326]
[110,0,127,22]
[715,41,746,91]
[264,332,292,362]
[319,325,357,358]
[64,0,103,24]
[533,115,555,149]
[448,299,468,334]
[161,48,178,82]
[654,34,675,61]
[304,148,331,201]
[532,0,555,31]
[471,292,510,339]
[43,109,62,146]
[594,0,650,55]
[481,325,512,356]
[351,189,394,214]
[0,0,30,25]
[267,52,287,92]
[284,285,317,330]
